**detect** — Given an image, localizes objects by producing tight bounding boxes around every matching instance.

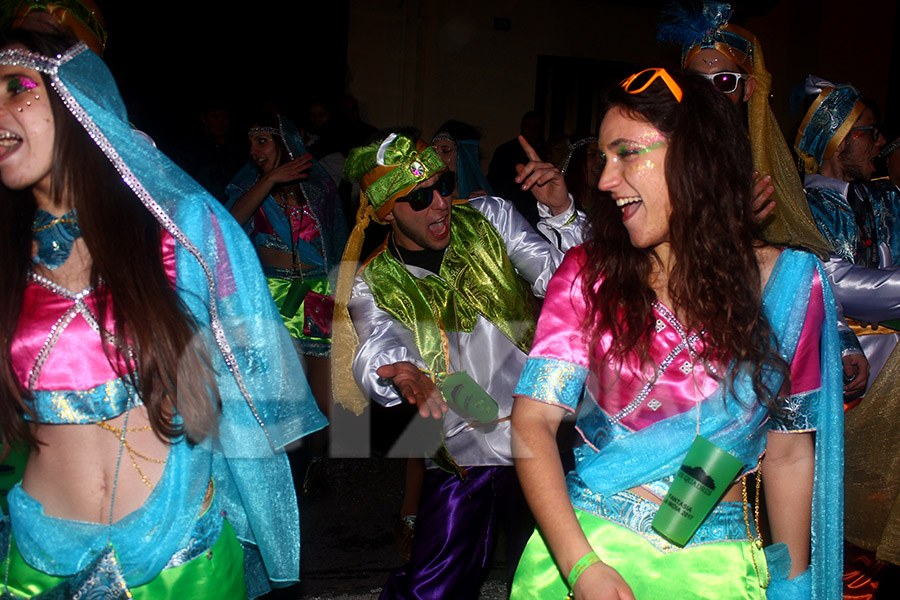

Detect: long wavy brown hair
[0,30,218,454]
[582,69,789,408]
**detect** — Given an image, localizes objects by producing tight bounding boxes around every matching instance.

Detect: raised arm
[228,154,313,226]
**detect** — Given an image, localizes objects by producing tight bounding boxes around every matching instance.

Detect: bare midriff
[21,406,169,524]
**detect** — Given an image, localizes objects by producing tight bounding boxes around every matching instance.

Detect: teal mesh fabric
[0,42,327,597]
[225,115,348,283]
[573,249,843,598]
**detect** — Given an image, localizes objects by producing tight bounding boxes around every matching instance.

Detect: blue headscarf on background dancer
[432,120,493,200]
[227,115,348,283]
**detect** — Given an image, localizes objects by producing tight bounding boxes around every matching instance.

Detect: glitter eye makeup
[605,140,666,163]
[7,75,38,96]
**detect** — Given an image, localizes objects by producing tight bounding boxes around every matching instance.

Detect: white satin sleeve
[468,195,586,298]
[824,254,900,323]
[348,276,424,407]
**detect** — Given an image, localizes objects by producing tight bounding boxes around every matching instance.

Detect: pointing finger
[518,135,541,162]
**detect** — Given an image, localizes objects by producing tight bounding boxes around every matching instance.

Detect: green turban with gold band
[344,132,446,223]
[332,133,447,415]
[795,76,864,175]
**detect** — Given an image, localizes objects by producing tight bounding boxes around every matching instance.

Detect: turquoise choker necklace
[32,208,81,270]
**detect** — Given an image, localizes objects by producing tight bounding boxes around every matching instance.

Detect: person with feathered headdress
[659,2,871,404]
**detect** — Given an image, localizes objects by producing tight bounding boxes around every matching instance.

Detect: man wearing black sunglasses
[335,131,584,599]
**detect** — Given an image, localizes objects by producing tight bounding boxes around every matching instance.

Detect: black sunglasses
[396,171,456,211]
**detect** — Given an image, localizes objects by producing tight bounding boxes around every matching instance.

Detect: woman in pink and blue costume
[0,29,326,598]
[510,69,843,599]
[227,114,347,447]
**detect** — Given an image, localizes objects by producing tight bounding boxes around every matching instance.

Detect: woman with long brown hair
[510,69,843,599]
[0,29,325,598]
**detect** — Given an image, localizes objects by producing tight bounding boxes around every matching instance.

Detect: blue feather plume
[657,2,717,48]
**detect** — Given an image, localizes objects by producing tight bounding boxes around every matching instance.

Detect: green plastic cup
[441,371,499,423]
[652,435,744,547]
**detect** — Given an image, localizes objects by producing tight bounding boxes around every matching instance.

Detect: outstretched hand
[514,135,570,215]
[264,153,314,186]
[377,362,447,419]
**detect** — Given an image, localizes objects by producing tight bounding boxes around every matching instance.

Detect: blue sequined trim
[769,388,819,432]
[23,377,141,423]
[514,357,588,411]
[567,472,748,553]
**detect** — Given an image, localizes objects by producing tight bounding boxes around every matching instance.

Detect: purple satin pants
[380,465,526,600]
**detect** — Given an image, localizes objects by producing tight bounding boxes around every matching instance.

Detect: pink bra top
[11,232,176,423]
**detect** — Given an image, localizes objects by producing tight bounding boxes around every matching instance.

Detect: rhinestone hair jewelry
[248,126,280,137]
[0,43,86,75]
[561,137,598,175]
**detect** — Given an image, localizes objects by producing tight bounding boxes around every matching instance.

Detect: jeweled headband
[247,118,293,160]
[561,137,598,176]
[0,44,77,75]
[658,1,755,74]
[795,76,863,174]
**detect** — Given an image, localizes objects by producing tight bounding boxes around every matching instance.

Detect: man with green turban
[334,131,584,598]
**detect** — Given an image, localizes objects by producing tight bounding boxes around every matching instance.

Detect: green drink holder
[440,371,499,424]
[280,277,312,318]
[652,435,744,547]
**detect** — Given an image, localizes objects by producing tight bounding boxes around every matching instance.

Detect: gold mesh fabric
[747,44,831,258]
[331,193,377,416]
[844,342,900,564]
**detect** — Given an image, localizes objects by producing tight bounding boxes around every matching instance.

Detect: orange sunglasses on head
[619,68,683,103]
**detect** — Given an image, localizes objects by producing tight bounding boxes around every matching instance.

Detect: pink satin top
[530,245,823,432]
[11,232,177,422]
[255,201,320,245]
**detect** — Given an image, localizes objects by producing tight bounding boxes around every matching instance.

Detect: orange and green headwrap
[8,0,107,55]
[344,133,446,223]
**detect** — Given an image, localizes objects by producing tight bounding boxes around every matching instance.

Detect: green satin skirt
[266,275,332,357]
[4,519,246,599]
[510,508,768,600]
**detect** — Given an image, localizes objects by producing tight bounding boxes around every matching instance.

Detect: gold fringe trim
[331,191,378,416]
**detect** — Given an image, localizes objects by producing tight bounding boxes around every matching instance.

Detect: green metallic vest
[361,203,538,377]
